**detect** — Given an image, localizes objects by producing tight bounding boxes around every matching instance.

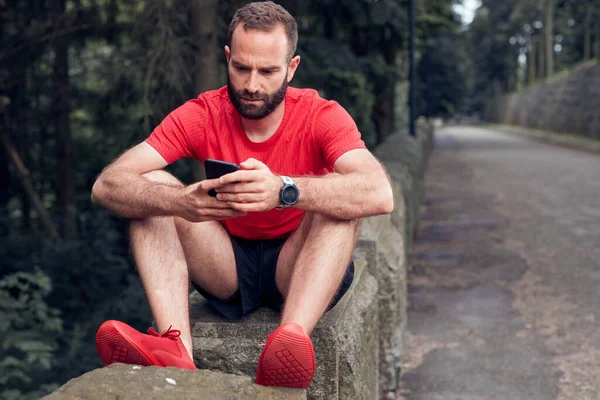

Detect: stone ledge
[190,254,379,400]
[43,364,305,400]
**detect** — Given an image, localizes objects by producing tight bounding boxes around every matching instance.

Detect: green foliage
[295,37,378,147]
[415,0,469,117]
[466,0,600,115]
[0,269,62,399]
[418,36,469,117]
[0,210,152,389]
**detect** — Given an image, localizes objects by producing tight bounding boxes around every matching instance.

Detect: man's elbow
[380,187,395,214]
[375,180,394,215]
[90,178,104,205]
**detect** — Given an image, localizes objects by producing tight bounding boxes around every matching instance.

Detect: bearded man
[91,1,393,389]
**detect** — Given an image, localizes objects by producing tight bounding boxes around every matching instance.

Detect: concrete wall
[44,120,435,400]
[488,60,600,140]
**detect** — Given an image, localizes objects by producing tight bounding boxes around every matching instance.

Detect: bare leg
[130,170,237,359]
[276,213,360,334]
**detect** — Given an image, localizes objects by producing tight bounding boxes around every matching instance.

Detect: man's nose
[244,71,260,94]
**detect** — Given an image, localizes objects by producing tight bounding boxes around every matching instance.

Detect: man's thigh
[275,213,359,298]
[174,218,238,300]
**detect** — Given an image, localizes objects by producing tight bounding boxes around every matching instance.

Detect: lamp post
[408,0,416,137]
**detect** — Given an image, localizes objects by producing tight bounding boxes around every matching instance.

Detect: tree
[191,0,219,180]
[543,0,555,76]
[49,0,77,240]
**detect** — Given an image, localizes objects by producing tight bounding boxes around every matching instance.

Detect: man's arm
[293,149,393,220]
[216,149,394,220]
[91,142,243,221]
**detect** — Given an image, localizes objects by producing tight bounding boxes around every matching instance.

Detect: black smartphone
[204,158,240,197]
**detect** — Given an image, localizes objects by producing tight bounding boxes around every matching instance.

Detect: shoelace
[258,334,271,347]
[147,325,181,341]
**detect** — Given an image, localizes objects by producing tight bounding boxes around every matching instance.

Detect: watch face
[282,185,299,205]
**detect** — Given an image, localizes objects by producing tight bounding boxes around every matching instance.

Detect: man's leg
[255,213,359,388]
[130,170,238,358]
[275,213,360,334]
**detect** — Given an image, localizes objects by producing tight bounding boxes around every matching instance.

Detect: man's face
[225,24,299,120]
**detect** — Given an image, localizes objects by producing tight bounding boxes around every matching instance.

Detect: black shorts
[191,235,354,320]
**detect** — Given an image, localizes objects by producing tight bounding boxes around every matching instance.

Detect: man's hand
[215,158,283,212]
[177,178,247,222]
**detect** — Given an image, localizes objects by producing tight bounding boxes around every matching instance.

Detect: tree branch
[0,129,62,243]
[0,22,129,62]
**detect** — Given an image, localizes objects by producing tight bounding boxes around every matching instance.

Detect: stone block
[43,364,305,400]
[359,215,407,398]
[189,255,379,400]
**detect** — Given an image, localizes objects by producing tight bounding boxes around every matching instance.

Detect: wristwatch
[276,176,299,210]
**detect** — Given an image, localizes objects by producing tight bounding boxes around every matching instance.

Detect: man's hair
[228,1,298,62]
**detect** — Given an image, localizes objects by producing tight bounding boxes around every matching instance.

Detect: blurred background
[0,0,598,398]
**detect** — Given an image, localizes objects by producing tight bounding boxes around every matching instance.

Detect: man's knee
[141,170,184,187]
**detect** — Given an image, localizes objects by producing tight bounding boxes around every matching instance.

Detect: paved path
[400,126,600,400]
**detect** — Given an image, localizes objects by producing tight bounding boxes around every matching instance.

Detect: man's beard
[228,73,288,120]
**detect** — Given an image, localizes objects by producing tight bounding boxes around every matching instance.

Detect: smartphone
[204,158,240,197]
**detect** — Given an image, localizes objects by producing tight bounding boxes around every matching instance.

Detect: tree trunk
[190,0,219,181]
[543,0,554,77]
[0,120,11,230]
[374,85,395,144]
[528,39,537,84]
[374,40,397,144]
[323,5,335,40]
[583,0,592,61]
[51,0,77,240]
[594,17,600,59]
[537,34,545,79]
[9,68,32,230]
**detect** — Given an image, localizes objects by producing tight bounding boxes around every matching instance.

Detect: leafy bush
[0,270,62,399]
[0,209,152,397]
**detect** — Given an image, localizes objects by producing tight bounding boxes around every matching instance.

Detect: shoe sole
[256,327,315,388]
[96,321,160,367]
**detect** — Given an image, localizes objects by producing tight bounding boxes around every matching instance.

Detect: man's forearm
[293,171,394,220]
[91,168,182,219]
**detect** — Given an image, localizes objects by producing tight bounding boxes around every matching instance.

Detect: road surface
[401,126,600,400]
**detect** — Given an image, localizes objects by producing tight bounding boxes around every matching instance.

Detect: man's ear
[287,55,301,82]
[224,45,231,63]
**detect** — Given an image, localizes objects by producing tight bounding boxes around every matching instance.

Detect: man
[92,1,393,389]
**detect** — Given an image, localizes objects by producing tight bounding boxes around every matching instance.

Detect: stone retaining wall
[488,60,600,140]
[44,120,435,400]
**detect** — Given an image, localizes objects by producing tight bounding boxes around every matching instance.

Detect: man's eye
[236,66,249,71]
[262,70,274,75]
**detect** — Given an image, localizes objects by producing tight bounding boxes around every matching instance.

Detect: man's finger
[198,178,225,192]
[240,158,267,170]
[217,192,262,203]
[206,198,239,208]
[219,170,258,185]
[204,208,246,217]
[217,182,262,194]
[228,202,265,213]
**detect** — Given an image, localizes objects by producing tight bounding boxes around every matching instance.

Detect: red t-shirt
[146,86,366,239]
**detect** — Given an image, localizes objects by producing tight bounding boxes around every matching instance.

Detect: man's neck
[240,101,285,143]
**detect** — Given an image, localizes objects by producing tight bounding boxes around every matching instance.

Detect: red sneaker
[95,320,195,370]
[255,323,316,388]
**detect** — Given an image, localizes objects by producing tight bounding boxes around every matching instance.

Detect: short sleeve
[145,99,206,164]
[313,101,367,168]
